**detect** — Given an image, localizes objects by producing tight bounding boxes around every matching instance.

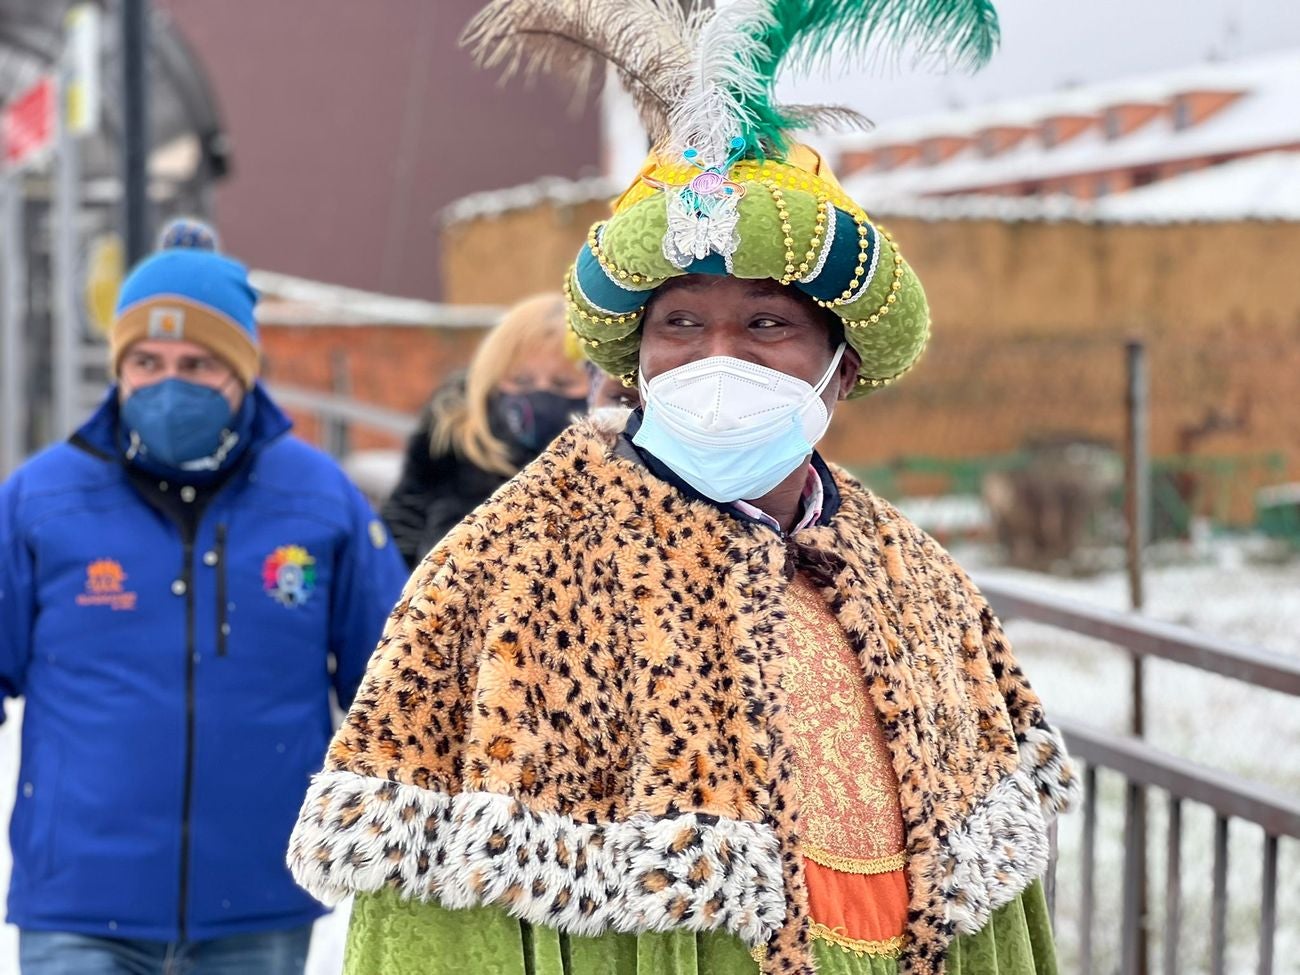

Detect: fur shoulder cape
[289,418,1077,975]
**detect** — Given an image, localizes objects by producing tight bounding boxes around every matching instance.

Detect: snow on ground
[0,540,1296,973]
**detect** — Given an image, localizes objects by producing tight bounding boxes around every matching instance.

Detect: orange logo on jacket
[76,559,138,611]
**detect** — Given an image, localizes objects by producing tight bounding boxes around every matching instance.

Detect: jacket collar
[618,409,842,533]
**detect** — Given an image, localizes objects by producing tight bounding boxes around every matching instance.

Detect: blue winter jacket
[0,386,409,940]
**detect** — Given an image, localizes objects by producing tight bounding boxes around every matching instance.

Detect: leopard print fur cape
[288,418,1078,975]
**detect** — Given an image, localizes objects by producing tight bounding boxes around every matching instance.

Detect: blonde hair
[430,293,572,476]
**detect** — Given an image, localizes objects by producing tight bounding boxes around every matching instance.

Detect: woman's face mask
[492,346,590,457]
[488,390,586,456]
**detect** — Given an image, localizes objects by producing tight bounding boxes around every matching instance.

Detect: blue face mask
[632,347,845,505]
[120,378,242,471]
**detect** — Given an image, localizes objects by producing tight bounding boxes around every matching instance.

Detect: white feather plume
[667,0,777,163]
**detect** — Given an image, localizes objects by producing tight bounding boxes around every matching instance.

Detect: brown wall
[160,0,601,301]
[260,323,488,451]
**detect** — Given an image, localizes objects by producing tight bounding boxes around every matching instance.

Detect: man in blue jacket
[0,229,409,973]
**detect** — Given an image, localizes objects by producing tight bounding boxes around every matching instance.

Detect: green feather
[734,0,1000,154]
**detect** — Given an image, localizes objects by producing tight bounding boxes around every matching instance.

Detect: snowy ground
[0,540,1296,974]
[962,539,1300,975]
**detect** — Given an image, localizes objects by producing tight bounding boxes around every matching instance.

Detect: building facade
[160,0,602,300]
[836,50,1300,204]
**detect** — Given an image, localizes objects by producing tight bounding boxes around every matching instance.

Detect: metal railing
[269,382,417,448]
[270,382,416,439]
[982,580,1300,975]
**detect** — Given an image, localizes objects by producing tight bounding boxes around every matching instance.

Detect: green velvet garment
[342,880,1057,975]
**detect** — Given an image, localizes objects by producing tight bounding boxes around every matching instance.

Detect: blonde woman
[382,294,588,567]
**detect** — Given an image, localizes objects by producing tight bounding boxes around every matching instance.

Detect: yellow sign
[85,233,124,335]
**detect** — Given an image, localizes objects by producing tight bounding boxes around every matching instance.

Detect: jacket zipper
[215,524,229,657]
[178,535,196,940]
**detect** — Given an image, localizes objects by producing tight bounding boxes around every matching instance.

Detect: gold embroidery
[780,575,906,861]
[809,923,907,958]
[750,944,768,964]
[803,845,908,876]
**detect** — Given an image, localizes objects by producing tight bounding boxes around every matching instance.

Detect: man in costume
[289,4,1078,973]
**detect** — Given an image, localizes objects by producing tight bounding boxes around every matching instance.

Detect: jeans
[19,925,313,975]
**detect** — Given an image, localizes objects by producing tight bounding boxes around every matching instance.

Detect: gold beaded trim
[802,845,907,876]
[800,200,837,284]
[759,179,798,285]
[812,215,873,309]
[586,222,669,289]
[810,924,907,959]
[618,160,866,219]
[829,226,905,324]
[757,181,830,287]
[562,275,638,340]
[853,317,932,391]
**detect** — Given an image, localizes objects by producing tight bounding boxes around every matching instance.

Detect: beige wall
[887,218,1300,337]
[441,198,610,305]
[439,206,1299,485]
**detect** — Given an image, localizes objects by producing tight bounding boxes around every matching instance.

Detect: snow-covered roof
[839,49,1300,199]
[440,175,618,227]
[836,50,1298,148]
[862,151,1300,224]
[1092,151,1300,222]
[251,270,502,328]
[867,193,1089,222]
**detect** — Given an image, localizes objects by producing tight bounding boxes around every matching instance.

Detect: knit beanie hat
[110,222,260,387]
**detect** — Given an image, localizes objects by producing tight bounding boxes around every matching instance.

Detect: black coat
[382,405,510,569]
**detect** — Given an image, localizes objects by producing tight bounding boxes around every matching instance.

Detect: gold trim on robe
[781,574,907,863]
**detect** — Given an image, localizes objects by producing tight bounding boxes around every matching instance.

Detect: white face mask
[632,344,846,504]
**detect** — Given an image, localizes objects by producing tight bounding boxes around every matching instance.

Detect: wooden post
[1123,340,1150,974]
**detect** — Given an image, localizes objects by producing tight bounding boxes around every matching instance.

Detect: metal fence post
[1124,339,1151,974]
[122,0,151,264]
[1,177,28,476]
[324,351,352,459]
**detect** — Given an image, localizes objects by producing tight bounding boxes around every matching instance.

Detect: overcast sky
[778,0,1300,124]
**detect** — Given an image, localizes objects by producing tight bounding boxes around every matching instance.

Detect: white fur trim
[288,771,786,946]
[585,407,634,437]
[940,723,1080,935]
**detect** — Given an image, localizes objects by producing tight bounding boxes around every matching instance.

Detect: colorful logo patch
[262,545,317,607]
[76,558,137,611]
